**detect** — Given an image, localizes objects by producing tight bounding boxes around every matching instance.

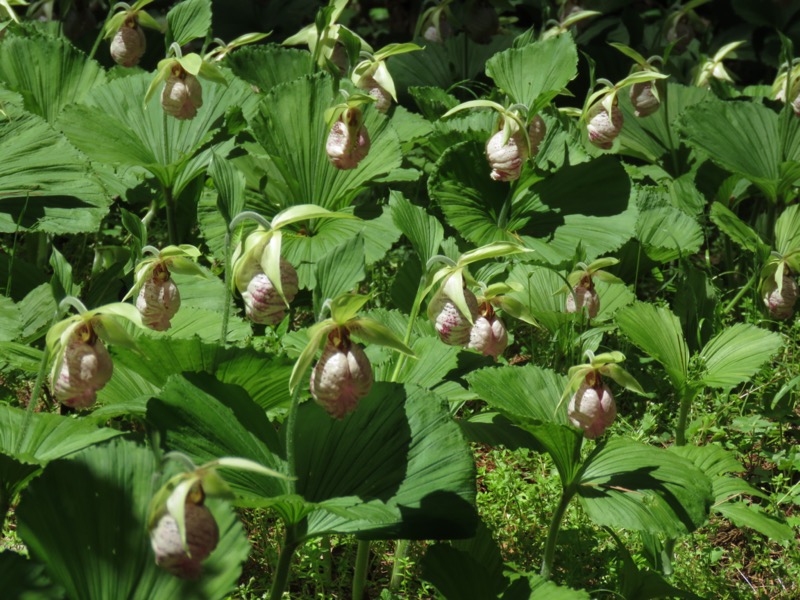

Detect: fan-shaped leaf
[226,45,314,94]
[166,0,212,47]
[699,323,782,389]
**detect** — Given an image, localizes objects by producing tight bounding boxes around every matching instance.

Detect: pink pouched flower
[587,101,623,149]
[357,75,392,113]
[110,18,146,68]
[161,67,203,120]
[326,108,371,170]
[630,81,660,118]
[485,128,528,182]
[137,264,181,331]
[431,287,480,346]
[566,275,600,319]
[52,324,113,410]
[239,258,299,325]
[568,377,616,439]
[763,274,798,320]
[310,332,373,419]
[150,501,220,580]
[468,312,508,359]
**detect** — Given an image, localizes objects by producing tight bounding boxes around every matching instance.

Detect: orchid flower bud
[137,264,181,331]
[468,310,508,359]
[485,128,527,182]
[762,274,798,320]
[587,101,623,149]
[568,377,616,439]
[630,81,660,118]
[161,66,203,120]
[528,115,547,157]
[326,107,371,170]
[310,332,373,419]
[238,258,299,325]
[423,14,452,43]
[357,75,392,113]
[150,501,219,579]
[430,287,480,346]
[52,324,113,410]
[110,18,146,68]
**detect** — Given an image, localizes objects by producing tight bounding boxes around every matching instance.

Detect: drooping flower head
[310,327,373,419]
[562,257,622,320]
[161,64,204,120]
[468,302,508,359]
[760,270,798,320]
[136,262,181,331]
[110,16,146,67]
[326,106,371,170]
[586,99,623,149]
[560,351,644,439]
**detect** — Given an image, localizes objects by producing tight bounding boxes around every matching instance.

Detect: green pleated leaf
[57,72,256,188]
[671,444,792,541]
[699,323,782,389]
[208,154,245,226]
[485,34,578,112]
[617,82,711,162]
[679,99,786,202]
[709,201,768,255]
[148,373,288,504]
[390,34,513,93]
[16,438,250,600]
[775,204,800,256]
[101,337,293,414]
[166,0,212,47]
[226,45,314,94]
[0,36,106,123]
[636,206,704,263]
[578,438,713,535]
[313,234,366,316]
[389,191,444,267]
[0,107,110,234]
[250,73,402,211]
[616,302,689,389]
[0,296,21,342]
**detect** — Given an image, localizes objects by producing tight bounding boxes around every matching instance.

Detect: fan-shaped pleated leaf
[0,107,110,234]
[615,302,689,389]
[16,438,250,600]
[485,34,578,113]
[250,73,402,211]
[775,204,800,256]
[166,0,212,47]
[100,337,293,414]
[389,191,444,267]
[578,438,712,535]
[226,45,314,94]
[679,99,785,201]
[618,83,710,162]
[709,201,767,255]
[390,34,512,93]
[312,234,366,316]
[699,323,782,389]
[0,296,21,341]
[0,551,63,599]
[0,35,106,123]
[57,72,257,187]
[636,206,704,262]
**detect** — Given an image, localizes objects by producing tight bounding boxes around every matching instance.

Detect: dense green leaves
[699,323,782,389]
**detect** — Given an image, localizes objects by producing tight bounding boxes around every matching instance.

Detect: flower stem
[675,386,697,447]
[217,228,234,360]
[88,3,114,61]
[269,524,299,600]
[390,282,425,382]
[352,539,371,599]
[540,483,577,579]
[722,269,758,315]
[389,539,410,590]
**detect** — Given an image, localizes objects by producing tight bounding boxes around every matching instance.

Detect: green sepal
[144,59,177,106]
[600,363,646,395]
[260,230,287,305]
[329,293,371,324]
[348,317,415,356]
[289,321,334,393]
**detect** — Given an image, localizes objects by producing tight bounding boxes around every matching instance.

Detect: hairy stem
[676,386,698,446]
[389,539,410,590]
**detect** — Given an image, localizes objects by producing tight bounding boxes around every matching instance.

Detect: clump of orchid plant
[324,92,374,169]
[105,0,162,68]
[580,68,668,149]
[148,454,288,579]
[144,43,227,120]
[126,245,207,331]
[560,352,644,439]
[443,101,548,181]
[424,242,533,348]
[46,299,143,409]
[290,293,414,419]
[560,257,622,319]
[231,206,356,326]
[351,43,421,113]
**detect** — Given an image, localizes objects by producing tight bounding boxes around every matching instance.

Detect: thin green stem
[722,270,758,315]
[88,3,115,61]
[390,283,425,382]
[352,539,371,599]
[163,184,177,246]
[540,483,578,579]
[675,386,698,447]
[269,525,299,600]
[217,229,234,363]
[285,376,303,488]
[14,345,51,456]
